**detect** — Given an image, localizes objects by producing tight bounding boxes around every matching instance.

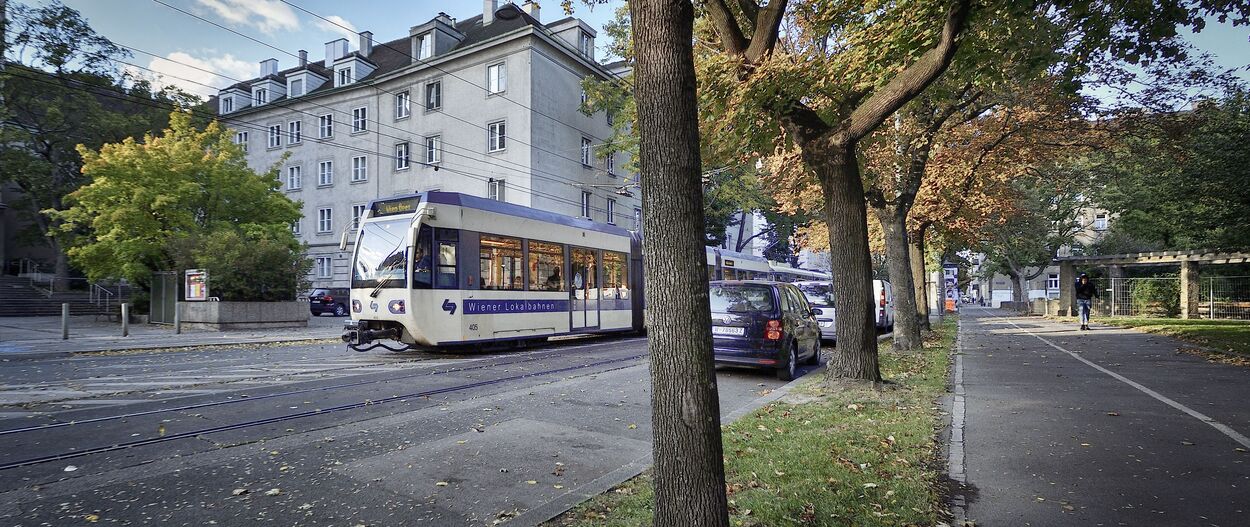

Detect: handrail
[91,283,117,310]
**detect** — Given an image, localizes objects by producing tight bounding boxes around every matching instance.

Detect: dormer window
[254,88,268,106]
[220,96,233,113]
[578,30,593,58]
[290,79,304,97]
[336,67,354,87]
[416,33,433,60]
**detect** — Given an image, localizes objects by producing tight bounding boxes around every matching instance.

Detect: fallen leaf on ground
[264,488,281,496]
[435,482,448,487]
[231,488,248,496]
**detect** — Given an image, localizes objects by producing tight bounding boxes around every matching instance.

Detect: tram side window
[435,228,458,289]
[413,226,433,289]
[529,241,565,291]
[602,251,629,300]
[480,235,524,290]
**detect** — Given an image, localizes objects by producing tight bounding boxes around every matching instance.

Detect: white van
[873,280,895,331]
[795,279,896,342]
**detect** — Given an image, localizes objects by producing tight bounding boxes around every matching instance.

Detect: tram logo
[463,299,570,315]
[442,299,457,315]
[369,301,379,312]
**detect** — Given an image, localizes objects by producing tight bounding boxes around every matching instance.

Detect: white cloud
[194,0,299,34]
[316,14,359,42]
[126,51,256,98]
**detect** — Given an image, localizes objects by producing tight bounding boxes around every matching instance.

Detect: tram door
[570,248,600,330]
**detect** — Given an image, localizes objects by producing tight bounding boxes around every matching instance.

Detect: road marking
[991,311,1250,450]
[948,317,968,524]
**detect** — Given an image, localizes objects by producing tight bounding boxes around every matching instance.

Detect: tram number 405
[469,324,479,331]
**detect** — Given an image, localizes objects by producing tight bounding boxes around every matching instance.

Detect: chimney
[358,31,373,57]
[522,0,540,21]
[436,12,453,26]
[298,49,308,67]
[483,0,498,25]
[324,38,348,67]
[259,58,278,77]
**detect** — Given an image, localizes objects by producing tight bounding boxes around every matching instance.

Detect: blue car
[709,280,822,381]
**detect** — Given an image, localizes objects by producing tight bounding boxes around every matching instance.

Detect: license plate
[712,326,745,336]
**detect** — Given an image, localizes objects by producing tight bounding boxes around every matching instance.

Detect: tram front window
[353,219,410,289]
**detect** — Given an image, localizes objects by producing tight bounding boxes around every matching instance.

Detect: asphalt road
[956,308,1250,527]
[0,335,819,526]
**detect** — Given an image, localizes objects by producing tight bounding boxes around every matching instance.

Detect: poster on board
[185,269,208,301]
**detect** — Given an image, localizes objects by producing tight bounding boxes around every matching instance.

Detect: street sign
[185,269,208,301]
[943,264,959,313]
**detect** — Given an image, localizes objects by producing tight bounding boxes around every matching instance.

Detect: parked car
[308,288,350,316]
[708,280,822,381]
[874,280,895,331]
[795,281,836,343]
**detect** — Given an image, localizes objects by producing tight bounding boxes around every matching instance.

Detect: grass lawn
[1105,318,1250,356]
[547,317,958,527]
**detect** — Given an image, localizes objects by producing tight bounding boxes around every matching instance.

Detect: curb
[514,331,893,527]
[0,336,341,360]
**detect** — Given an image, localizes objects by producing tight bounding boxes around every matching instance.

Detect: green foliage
[1130,278,1182,318]
[55,112,306,300]
[171,230,312,302]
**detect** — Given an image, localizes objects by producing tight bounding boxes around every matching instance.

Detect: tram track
[0,349,649,471]
[0,337,645,437]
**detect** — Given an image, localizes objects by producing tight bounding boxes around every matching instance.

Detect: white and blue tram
[342,192,644,350]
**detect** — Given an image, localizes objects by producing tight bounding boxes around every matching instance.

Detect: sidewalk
[953,307,1250,526]
[0,314,345,357]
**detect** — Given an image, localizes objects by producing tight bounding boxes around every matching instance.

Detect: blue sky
[41,0,1250,99]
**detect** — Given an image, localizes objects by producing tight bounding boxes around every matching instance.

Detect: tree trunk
[1008,271,1027,313]
[875,206,921,350]
[909,234,931,331]
[630,2,729,526]
[807,145,881,383]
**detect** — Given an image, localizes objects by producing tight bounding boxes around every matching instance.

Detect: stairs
[0,276,125,317]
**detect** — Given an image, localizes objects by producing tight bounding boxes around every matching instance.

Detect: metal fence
[1199,276,1250,320]
[1097,276,1250,320]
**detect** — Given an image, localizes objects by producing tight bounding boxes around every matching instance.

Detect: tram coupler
[342,320,400,348]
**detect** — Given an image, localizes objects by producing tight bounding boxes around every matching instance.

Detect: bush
[172,229,312,301]
[1132,278,1181,317]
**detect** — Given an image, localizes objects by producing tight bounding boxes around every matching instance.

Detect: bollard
[174,304,182,335]
[121,303,130,337]
[62,303,70,340]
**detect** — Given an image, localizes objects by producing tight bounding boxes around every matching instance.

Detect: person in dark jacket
[1075,273,1099,330]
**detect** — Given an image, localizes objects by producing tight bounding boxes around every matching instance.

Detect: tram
[342,192,643,351]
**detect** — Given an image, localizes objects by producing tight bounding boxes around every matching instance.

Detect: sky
[21,0,1250,100]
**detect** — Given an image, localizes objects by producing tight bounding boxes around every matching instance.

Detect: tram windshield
[352,218,410,289]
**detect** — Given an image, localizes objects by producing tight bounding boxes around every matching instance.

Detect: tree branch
[744,1,787,64]
[705,0,748,57]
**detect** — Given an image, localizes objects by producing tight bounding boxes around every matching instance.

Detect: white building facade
[216,1,638,289]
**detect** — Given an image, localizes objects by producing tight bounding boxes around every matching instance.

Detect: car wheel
[806,340,820,365]
[334,303,347,317]
[777,344,798,381]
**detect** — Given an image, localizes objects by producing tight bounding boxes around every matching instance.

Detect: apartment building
[216,1,639,288]
[980,207,1113,306]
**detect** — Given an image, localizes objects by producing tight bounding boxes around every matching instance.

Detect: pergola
[1054,250,1250,318]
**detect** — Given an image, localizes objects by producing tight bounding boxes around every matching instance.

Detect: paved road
[0,336,818,526]
[954,308,1250,526]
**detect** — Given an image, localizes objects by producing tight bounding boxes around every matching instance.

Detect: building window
[395,142,410,170]
[487,121,506,152]
[268,124,282,148]
[319,114,333,138]
[286,165,302,190]
[487,178,505,201]
[351,156,367,182]
[579,30,593,57]
[289,78,304,97]
[416,33,433,60]
[479,235,524,291]
[633,207,642,230]
[336,66,353,87]
[395,91,410,119]
[316,256,333,278]
[317,208,333,233]
[291,220,301,235]
[606,152,616,176]
[352,204,367,230]
[220,96,233,113]
[234,131,248,152]
[1094,213,1108,231]
[606,198,616,224]
[425,135,441,164]
[607,111,615,126]
[318,160,333,186]
[1047,274,1059,291]
[425,80,442,110]
[581,137,592,166]
[580,89,588,107]
[288,120,301,144]
[580,191,592,218]
[351,107,368,133]
[254,88,268,106]
[486,62,506,94]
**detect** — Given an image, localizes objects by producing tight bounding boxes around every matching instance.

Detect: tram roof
[369,192,636,238]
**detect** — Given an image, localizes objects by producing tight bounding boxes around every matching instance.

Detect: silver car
[795,281,836,343]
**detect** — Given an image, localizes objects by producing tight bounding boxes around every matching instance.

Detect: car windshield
[709,284,775,313]
[798,283,833,306]
[310,289,329,297]
[352,218,410,289]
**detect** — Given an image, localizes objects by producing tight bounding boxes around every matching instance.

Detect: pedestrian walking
[1075,273,1099,330]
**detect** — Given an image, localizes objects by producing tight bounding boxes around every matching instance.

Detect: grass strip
[548,317,958,526]
[1104,318,1250,356]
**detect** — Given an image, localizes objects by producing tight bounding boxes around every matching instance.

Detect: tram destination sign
[371,196,421,217]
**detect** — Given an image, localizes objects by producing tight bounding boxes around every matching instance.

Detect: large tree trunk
[630,2,729,526]
[875,206,921,350]
[909,233,931,331]
[808,145,881,383]
[1008,271,1027,313]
